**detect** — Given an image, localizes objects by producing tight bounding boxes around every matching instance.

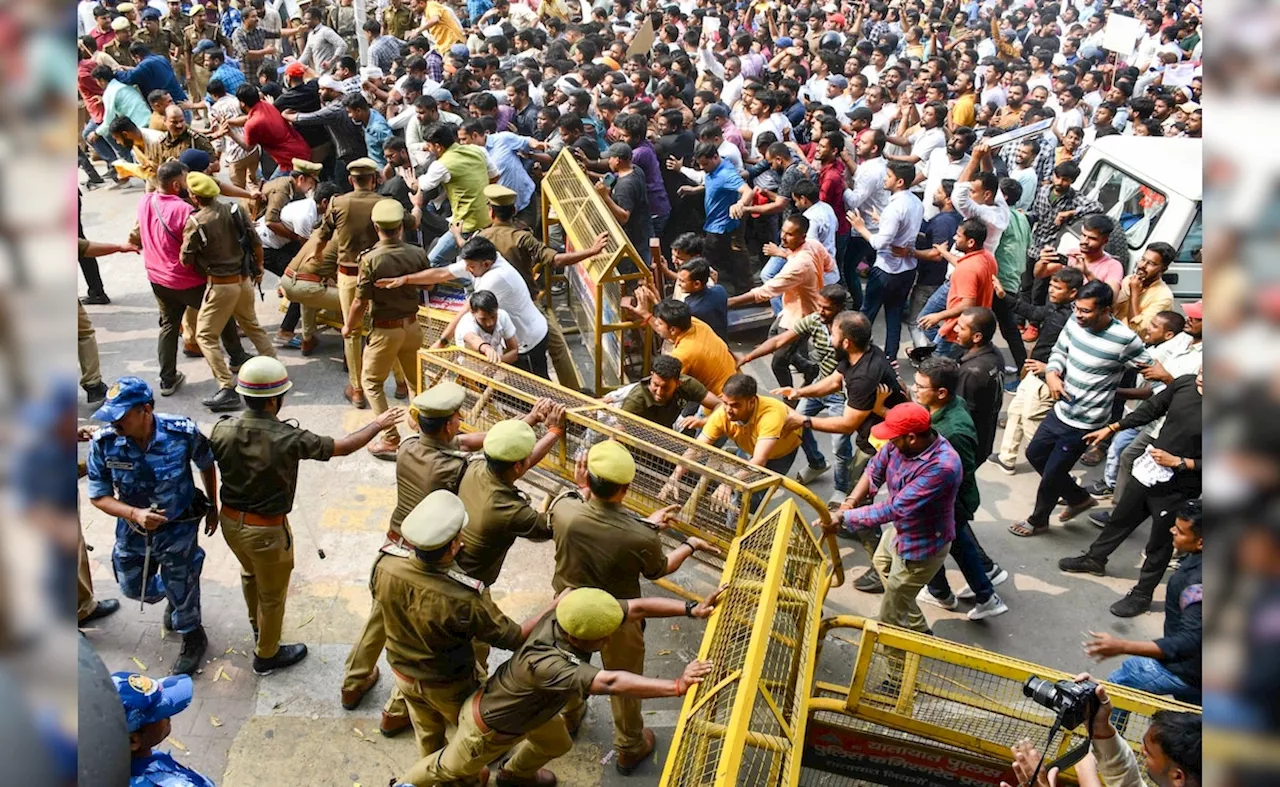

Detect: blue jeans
[762,255,786,315]
[1025,409,1093,527]
[1104,426,1140,488]
[428,228,462,267]
[926,518,994,604]
[861,266,916,362]
[83,119,132,167]
[919,280,963,358]
[799,393,851,472]
[1108,656,1201,704]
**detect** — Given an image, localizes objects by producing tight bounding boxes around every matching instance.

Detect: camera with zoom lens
[1023,676,1099,731]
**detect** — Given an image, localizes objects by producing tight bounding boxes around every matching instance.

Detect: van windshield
[1079,162,1168,250]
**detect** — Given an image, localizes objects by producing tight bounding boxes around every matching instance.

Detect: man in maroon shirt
[816,130,850,238]
[215,84,314,176]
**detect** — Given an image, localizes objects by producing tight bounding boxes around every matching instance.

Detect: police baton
[139,531,153,614]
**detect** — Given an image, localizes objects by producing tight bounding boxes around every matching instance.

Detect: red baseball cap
[1182,300,1202,319]
[284,61,306,78]
[871,402,933,441]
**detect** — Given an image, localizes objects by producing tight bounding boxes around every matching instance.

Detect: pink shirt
[753,239,831,329]
[1069,250,1124,294]
[137,193,204,291]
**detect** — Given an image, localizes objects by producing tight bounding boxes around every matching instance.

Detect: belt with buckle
[209,274,244,285]
[373,316,414,329]
[221,505,286,527]
[285,266,324,284]
[338,264,359,276]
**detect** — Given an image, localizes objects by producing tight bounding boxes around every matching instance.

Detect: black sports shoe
[84,382,109,403]
[1110,593,1152,618]
[253,643,309,675]
[79,292,111,306]
[205,387,242,412]
[170,626,208,675]
[1085,479,1114,497]
[854,569,885,594]
[1058,554,1107,576]
[1089,510,1112,528]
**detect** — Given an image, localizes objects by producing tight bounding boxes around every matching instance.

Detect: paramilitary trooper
[341,383,552,735]
[209,357,405,675]
[550,440,718,773]
[378,490,555,786]
[395,586,721,787]
[86,377,218,675]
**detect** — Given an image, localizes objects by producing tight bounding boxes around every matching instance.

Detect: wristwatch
[1177,458,1188,471]
[684,600,697,617]
[803,416,814,430]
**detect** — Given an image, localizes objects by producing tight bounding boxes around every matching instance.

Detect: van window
[1079,162,1168,250]
[1176,206,1202,263]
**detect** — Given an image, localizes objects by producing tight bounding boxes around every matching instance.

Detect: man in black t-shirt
[777,311,907,593]
[595,142,654,269]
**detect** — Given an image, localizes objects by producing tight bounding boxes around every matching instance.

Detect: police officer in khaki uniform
[279,184,342,357]
[395,586,720,787]
[381,0,415,40]
[183,5,231,98]
[343,199,427,459]
[313,158,411,410]
[138,8,183,72]
[256,159,322,276]
[377,490,558,785]
[550,440,718,773]
[341,384,552,735]
[180,172,278,413]
[105,17,140,67]
[210,357,404,675]
[476,185,608,393]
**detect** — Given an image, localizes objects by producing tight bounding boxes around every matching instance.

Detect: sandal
[1008,520,1049,537]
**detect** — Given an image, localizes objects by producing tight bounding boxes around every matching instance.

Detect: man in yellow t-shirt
[663,373,802,509]
[422,0,463,53]
[634,291,736,395]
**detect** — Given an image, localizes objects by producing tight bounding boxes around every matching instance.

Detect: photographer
[1001,676,1201,787]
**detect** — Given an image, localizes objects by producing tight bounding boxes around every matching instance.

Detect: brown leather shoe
[340,665,380,710]
[344,384,368,409]
[615,728,657,775]
[379,711,412,737]
[182,342,203,358]
[394,381,409,400]
[495,768,556,787]
[368,439,400,461]
[300,336,319,356]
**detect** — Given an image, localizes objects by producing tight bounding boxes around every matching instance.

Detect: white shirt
[824,93,854,117]
[455,308,517,350]
[420,150,501,192]
[909,127,946,176]
[1056,106,1084,134]
[952,181,1010,253]
[77,1,99,37]
[446,256,548,351]
[920,149,967,220]
[981,84,1007,109]
[257,196,317,249]
[870,104,898,133]
[803,201,837,260]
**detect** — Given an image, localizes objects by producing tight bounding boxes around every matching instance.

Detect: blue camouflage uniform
[86,378,215,634]
[113,671,216,787]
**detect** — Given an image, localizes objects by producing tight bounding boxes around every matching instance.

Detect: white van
[1058,136,1203,299]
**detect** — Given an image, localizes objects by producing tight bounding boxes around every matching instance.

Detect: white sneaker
[797,464,829,484]
[967,594,1009,621]
[916,587,958,611]
[956,584,976,600]
[988,565,1009,586]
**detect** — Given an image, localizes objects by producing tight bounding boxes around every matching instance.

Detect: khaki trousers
[561,617,646,754]
[342,555,408,718]
[872,526,950,634]
[220,512,294,659]
[337,271,363,389]
[393,673,474,765]
[280,276,341,341]
[541,303,579,392]
[182,307,198,345]
[77,526,97,621]
[197,278,276,389]
[361,321,422,441]
[405,689,573,786]
[228,148,261,189]
[997,373,1055,466]
[77,302,102,390]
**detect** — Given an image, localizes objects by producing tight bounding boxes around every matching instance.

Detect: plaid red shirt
[843,434,960,560]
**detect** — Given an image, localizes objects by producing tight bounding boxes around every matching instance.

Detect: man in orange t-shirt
[917,218,996,359]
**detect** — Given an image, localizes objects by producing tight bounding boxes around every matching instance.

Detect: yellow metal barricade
[416,347,843,595]
[540,149,653,395]
[659,499,833,787]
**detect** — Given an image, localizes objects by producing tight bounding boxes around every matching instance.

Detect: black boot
[253,643,308,675]
[204,387,242,412]
[79,598,121,625]
[170,626,208,675]
[84,382,109,403]
[162,600,176,632]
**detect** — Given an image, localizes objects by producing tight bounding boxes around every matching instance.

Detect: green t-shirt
[621,375,709,429]
[994,209,1031,293]
[930,398,981,520]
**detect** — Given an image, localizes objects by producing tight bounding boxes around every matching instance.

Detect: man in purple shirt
[825,402,959,634]
[616,113,672,241]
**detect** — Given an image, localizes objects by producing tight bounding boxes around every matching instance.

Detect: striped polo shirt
[1046,317,1151,430]
[790,313,838,378]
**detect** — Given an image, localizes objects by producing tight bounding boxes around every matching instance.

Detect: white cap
[318,74,342,90]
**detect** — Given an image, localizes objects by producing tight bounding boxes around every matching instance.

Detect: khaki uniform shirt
[373,557,523,684]
[291,234,340,279]
[104,37,139,68]
[356,239,428,321]
[181,201,260,278]
[209,410,335,515]
[550,494,667,599]
[477,224,557,300]
[156,129,217,167]
[138,27,182,68]
[479,605,626,735]
[258,177,302,223]
[387,434,470,545]
[455,461,552,586]
[315,188,383,268]
[184,23,232,63]
[381,5,415,40]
